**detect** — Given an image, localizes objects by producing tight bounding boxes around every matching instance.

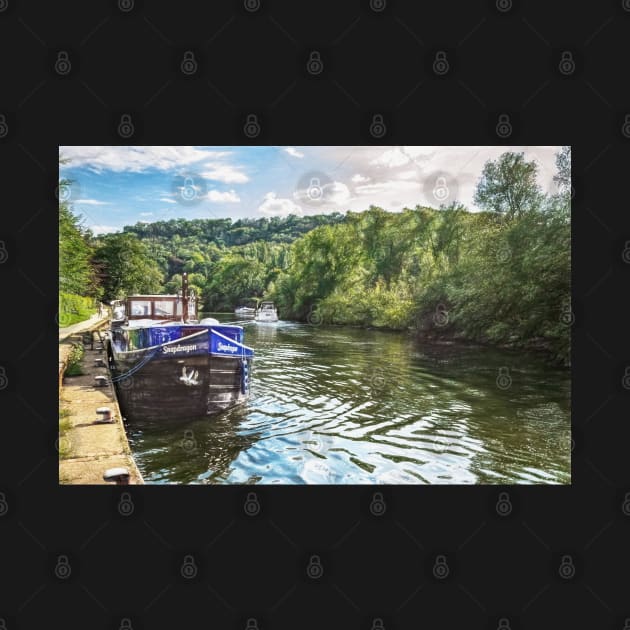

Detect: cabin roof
[126,295,180,299]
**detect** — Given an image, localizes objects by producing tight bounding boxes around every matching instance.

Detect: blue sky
[59,145,563,235]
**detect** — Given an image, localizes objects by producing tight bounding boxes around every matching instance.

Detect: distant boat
[254,301,278,323]
[107,273,254,420]
[234,306,256,317]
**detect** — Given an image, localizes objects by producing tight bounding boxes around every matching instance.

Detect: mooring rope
[110,346,161,383]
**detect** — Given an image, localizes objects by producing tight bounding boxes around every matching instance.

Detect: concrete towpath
[59,312,109,342]
[58,318,144,485]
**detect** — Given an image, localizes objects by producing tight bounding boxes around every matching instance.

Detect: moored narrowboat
[107,274,254,420]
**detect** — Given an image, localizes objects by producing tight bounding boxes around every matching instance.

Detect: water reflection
[127,315,571,484]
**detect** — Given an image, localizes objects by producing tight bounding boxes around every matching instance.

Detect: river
[125,314,571,484]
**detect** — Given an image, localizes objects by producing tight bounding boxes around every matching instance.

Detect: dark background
[1,0,629,628]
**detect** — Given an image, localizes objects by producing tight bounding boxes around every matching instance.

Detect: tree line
[59,148,570,363]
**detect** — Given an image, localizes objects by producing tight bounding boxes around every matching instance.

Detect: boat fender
[199,317,220,325]
[240,358,249,395]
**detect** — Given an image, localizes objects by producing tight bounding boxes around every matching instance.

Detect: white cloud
[74,198,110,205]
[351,174,369,183]
[258,192,302,217]
[370,148,412,168]
[293,180,351,206]
[207,189,240,203]
[354,179,421,197]
[158,197,176,204]
[200,164,249,184]
[369,146,436,169]
[325,181,351,204]
[284,147,304,158]
[396,170,419,180]
[60,146,226,173]
[89,225,120,235]
[139,212,153,216]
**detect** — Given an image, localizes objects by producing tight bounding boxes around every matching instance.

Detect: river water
[126,314,571,485]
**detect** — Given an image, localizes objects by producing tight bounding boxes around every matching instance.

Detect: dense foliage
[59,148,570,363]
[123,213,347,245]
[268,150,570,363]
[58,172,99,324]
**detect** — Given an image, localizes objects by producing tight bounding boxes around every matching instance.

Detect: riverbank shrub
[64,343,85,376]
[267,151,570,364]
[59,292,95,327]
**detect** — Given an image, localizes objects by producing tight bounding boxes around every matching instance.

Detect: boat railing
[210,328,254,358]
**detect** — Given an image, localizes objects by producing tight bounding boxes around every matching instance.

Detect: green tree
[474,152,542,219]
[92,233,163,301]
[553,145,571,192]
[59,200,96,296]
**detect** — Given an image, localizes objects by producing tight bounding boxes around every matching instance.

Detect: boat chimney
[182,272,189,324]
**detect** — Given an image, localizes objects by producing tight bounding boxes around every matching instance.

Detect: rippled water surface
[126,314,571,484]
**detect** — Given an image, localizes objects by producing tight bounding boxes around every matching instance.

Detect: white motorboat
[254,301,278,323]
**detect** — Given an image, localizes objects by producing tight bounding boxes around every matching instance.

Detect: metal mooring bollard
[94,357,105,367]
[95,407,113,423]
[94,375,108,387]
[103,467,130,485]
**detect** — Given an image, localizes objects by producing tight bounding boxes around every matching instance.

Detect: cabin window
[154,300,175,317]
[130,300,151,316]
